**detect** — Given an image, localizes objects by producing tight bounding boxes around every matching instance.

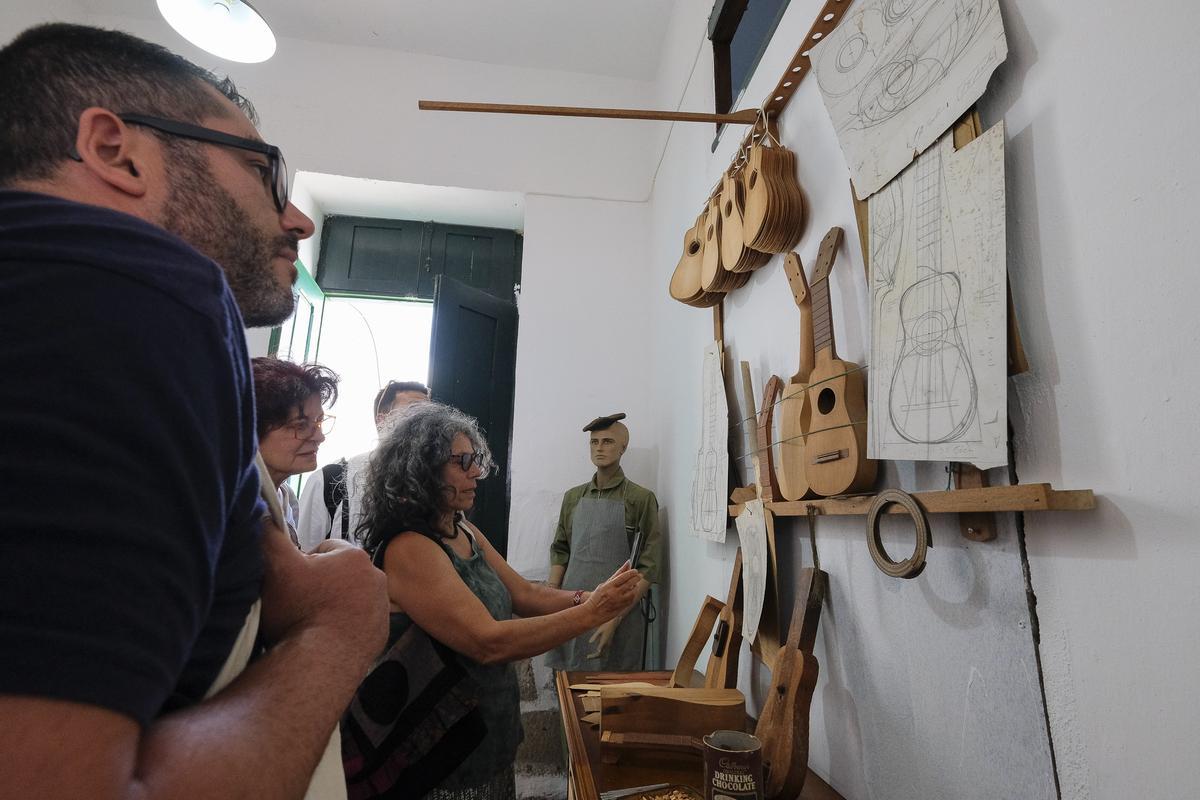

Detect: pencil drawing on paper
[887,144,979,446]
[868,122,1007,467]
[691,342,728,541]
[736,499,767,644]
[809,0,1007,198]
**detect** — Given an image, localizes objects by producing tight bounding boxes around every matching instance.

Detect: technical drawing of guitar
[887,145,978,445]
[804,227,877,497]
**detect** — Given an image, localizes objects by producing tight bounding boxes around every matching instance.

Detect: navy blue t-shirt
[0,190,265,726]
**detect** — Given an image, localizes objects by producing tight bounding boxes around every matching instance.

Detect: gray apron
[545,490,645,671]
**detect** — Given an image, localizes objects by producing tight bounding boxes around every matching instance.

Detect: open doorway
[314,296,432,465]
[287,172,524,554]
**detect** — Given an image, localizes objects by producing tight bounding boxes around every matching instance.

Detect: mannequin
[546,413,660,671]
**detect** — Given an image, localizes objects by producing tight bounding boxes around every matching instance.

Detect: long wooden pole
[418,100,759,125]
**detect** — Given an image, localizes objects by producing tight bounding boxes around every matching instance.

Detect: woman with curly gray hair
[350,402,641,800]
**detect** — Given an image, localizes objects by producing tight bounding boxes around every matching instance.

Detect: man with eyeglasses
[296,380,430,552]
[0,23,388,800]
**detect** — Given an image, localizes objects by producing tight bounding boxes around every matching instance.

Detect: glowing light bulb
[157,0,276,63]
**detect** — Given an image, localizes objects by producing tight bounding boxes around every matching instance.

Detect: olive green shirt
[549,467,661,585]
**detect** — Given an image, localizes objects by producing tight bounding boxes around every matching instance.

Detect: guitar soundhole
[723,200,732,216]
[688,241,701,255]
[748,170,758,189]
[706,224,715,242]
[817,387,836,415]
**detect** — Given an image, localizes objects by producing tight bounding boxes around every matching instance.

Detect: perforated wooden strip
[763,0,855,116]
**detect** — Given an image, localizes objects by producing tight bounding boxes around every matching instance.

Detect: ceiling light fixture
[157,0,277,63]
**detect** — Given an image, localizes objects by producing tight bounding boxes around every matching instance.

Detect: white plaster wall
[982,1,1200,796]
[644,1,1200,798]
[506,194,654,577]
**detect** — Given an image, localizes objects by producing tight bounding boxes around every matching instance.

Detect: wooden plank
[599,687,745,738]
[557,668,600,800]
[730,483,1096,517]
[761,0,859,118]
[418,100,760,125]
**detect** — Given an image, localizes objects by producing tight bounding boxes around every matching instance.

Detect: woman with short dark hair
[251,357,338,546]
[350,401,641,800]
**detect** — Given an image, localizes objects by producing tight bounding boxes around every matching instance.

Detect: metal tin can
[703,730,763,800]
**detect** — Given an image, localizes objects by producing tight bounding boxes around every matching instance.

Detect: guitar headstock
[810,226,844,285]
[783,252,809,308]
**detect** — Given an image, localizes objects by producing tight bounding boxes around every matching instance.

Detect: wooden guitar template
[804,227,877,497]
[777,251,815,501]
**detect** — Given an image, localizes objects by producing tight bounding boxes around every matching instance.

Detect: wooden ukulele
[755,568,825,800]
[776,252,814,501]
[804,226,877,497]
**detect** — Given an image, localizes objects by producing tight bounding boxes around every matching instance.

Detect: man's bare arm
[0,525,388,800]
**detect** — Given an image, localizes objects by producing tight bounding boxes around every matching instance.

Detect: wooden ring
[866,490,931,579]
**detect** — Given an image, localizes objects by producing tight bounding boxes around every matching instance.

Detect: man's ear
[72,108,152,198]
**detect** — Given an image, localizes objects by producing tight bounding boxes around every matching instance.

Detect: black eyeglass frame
[448,451,488,473]
[68,113,289,213]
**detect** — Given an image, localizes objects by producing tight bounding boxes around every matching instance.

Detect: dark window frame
[709,0,793,141]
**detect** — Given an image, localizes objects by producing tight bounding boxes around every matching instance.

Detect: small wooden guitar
[804,227,877,497]
[668,212,706,303]
[776,252,814,502]
[755,567,825,800]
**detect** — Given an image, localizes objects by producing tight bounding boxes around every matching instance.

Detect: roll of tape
[865,489,931,579]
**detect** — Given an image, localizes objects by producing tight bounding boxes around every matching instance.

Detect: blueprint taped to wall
[809,0,1007,199]
[867,122,1007,468]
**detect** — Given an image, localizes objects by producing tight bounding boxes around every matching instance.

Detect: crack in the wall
[1009,432,1062,800]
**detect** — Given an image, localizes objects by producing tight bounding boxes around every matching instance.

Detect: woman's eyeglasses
[449,451,487,472]
[284,414,335,440]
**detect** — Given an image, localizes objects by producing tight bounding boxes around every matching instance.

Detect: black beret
[582,412,627,432]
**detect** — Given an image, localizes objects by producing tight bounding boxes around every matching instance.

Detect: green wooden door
[429,276,518,558]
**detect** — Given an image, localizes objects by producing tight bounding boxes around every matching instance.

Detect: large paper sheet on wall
[809,0,1007,199]
[691,341,729,541]
[867,122,1007,468]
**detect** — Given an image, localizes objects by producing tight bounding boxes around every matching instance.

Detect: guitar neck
[810,275,836,361]
[915,146,942,272]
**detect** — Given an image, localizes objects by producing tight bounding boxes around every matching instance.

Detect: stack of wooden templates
[741,142,805,254]
[668,136,806,307]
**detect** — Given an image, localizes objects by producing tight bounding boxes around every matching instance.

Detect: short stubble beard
[158,142,296,327]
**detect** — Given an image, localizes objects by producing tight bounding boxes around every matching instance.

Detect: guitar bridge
[813,449,848,464]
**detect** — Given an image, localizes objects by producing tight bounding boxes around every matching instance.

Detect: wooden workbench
[555,670,845,800]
